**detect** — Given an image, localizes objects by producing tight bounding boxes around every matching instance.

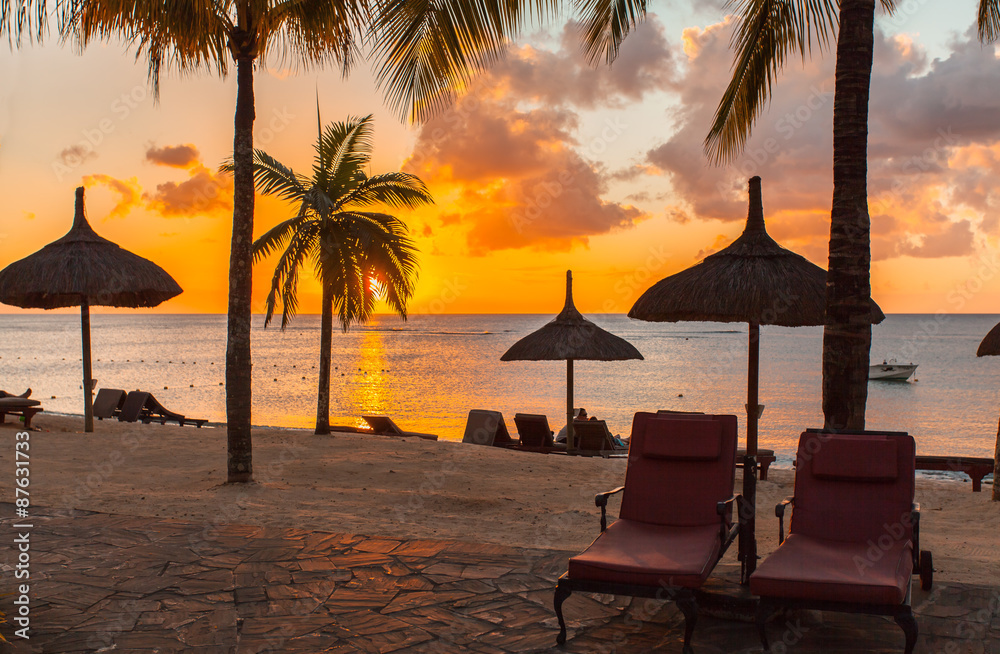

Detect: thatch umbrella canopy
[0,187,182,431]
[629,176,884,582]
[975,322,1000,501]
[502,270,643,450]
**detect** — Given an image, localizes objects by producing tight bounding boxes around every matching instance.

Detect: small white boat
[869,360,918,381]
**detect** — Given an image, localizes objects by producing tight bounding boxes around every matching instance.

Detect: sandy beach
[3,413,998,587]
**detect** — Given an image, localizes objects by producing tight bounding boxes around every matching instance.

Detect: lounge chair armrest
[716,494,741,551]
[716,495,738,518]
[775,496,793,544]
[595,486,625,532]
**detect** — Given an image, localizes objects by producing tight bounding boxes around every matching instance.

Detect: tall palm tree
[702,0,1000,430]
[61,0,545,482]
[704,0,883,431]
[248,114,428,435]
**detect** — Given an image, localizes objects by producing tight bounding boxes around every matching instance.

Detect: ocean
[1,313,998,461]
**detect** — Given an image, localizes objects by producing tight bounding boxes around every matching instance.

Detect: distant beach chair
[361,415,438,441]
[462,410,516,447]
[93,389,127,420]
[572,419,627,457]
[118,391,207,428]
[0,394,43,429]
[513,413,558,449]
[752,429,932,654]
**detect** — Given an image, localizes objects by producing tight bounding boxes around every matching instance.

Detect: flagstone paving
[0,506,998,653]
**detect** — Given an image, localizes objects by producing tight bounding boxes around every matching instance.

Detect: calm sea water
[0,313,998,460]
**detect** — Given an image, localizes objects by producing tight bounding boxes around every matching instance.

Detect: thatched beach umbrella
[502,270,643,450]
[629,176,884,581]
[975,323,1000,501]
[0,187,182,432]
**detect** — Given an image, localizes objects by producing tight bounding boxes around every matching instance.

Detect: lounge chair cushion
[620,413,738,527]
[0,397,41,408]
[792,432,915,543]
[750,533,913,605]
[568,519,721,589]
[812,438,898,482]
[642,419,722,460]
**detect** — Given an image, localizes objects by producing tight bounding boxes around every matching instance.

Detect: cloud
[58,144,98,168]
[402,20,671,253]
[146,144,200,168]
[640,19,1000,262]
[492,18,677,109]
[82,174,143,220]
[144,164,233,217]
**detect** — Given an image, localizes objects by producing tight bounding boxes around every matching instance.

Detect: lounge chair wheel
[919,550,933,590]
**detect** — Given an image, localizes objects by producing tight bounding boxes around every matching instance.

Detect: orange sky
[2,3,1000,316]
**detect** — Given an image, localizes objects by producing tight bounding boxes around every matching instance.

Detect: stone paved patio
[0,506,998,653]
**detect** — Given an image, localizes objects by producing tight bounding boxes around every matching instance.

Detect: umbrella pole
[81,299,94,433]
[740,321,761,583]
[567,359,575,452]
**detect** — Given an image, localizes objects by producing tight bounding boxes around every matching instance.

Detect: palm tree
[61,0,544,482]
[702,0,881,431]
[247,114,428,435]
[701,0,1000,431]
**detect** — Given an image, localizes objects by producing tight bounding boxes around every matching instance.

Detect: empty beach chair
[462,410,515,446]
[572,419,626,456]
[554,411,741,650]
[119,391,207,427]
[751,429,932,653]
[361,415,438,441]
[93,389,127,420]
[513,413,559,449]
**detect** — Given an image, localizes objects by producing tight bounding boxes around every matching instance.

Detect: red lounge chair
[462,410,515,447]
[751,429,932,654]
[554,412,741,652]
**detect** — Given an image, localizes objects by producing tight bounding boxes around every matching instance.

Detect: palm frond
[250,149,311,201]
[64,0,231,98]
[369,0,549,123]
[980,0,1000,41]
[273,223,321,329]
[252,215,310,262]
[341,172,435,209]
[2,0,54,44]
[254,0,365,75]
[574,0,647,66]
[315,114,374,194]
[704,0,839,164]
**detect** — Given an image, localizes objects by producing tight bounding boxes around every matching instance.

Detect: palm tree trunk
[226,43,256,483]
[822,0,875,431]
[315,279,334,435]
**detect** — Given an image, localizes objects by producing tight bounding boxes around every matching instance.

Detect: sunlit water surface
[1,314,998,461]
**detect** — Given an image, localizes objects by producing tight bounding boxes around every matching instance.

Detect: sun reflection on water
[340,330,392,429]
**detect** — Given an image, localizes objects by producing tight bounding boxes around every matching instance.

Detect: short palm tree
[248,114,428,435]
[61,0,543,482]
